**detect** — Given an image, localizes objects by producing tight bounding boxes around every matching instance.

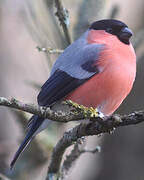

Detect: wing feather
[37,31,105,106]
[37,70,88,106]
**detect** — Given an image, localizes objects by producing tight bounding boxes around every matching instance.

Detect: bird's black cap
[89,19,133,44]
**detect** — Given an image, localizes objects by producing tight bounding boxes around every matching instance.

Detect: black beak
[118,27,133,44]
[121,27,133,38]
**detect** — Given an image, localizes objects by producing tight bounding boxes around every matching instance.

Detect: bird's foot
[65,100,102,118]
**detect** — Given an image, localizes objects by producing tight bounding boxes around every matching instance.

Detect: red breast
[65,30,136,115]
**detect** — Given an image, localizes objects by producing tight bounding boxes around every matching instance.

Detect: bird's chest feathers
[96,43,136,97]
[67,30,136,115]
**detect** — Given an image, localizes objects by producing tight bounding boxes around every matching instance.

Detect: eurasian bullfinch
[10,19,136,169]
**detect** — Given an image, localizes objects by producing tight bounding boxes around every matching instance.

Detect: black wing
[37,70,88,106]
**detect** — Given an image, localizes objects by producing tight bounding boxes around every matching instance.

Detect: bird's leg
[64,100,102,118]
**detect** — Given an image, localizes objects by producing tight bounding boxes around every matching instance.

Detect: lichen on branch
[0,96,144,180]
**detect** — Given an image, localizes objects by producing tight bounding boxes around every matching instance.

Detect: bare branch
[55,0,71,44]
[60,138,86,180]
[0,97,90,122]
[46,112,144,179]
[0,97,144,126]
[59,139,100,180]
[61,142,100,179]
[37,46,64,54]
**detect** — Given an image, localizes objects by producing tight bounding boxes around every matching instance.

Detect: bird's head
[89,19,133,45]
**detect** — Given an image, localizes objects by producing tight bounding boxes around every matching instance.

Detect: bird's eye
[106,28,113,33]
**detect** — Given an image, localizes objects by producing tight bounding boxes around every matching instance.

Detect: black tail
[10,115,44,169]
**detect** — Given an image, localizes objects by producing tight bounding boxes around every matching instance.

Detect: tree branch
[0,96,144,179]
[55,0,71,44]
[37,46,64,54]
[59,138,100,180]
[0,97,144,125]
[0,97,88,122]
[46,112,144,179]
[58,138,86,180]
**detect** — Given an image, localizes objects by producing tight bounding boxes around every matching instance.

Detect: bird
[10,19,136,169]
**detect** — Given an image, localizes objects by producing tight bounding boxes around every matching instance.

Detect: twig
[60,138,86,180]
[55,0,71,44]
[46,112,144,179]
[37,46,64,54]
[59,139,100,180]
